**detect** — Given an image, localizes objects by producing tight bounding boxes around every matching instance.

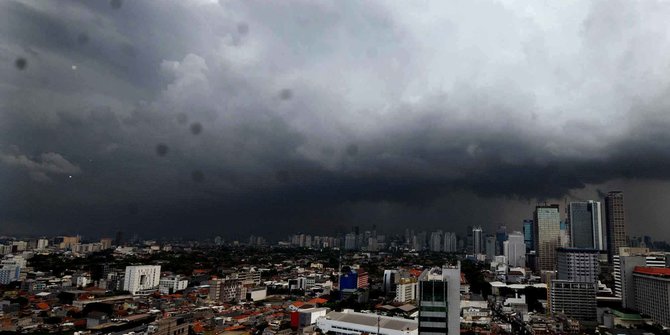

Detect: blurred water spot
[176,113,188,125]
[190,122,203,135]
[279,88,292,100]
[15,58,27,70]
[77,33,89,45]
[156,143,169,157]
[110,0,122,9]
[192,170,205,183]
[237,22,249,35]
[275,170,290,183]
[346,144,359,156]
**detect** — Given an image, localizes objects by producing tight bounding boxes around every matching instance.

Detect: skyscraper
[485,235,496,261]
[443,232,457,253]
[534,204,561,272]
[567,201,603,250]
[496,225,508,255]
[606,191,627,261]
[504,232,526,267]
[472,227,483,254]
[418,263,461,335]
[523,219,533,252]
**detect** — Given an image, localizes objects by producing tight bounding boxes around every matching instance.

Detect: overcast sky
[2,0,670,240]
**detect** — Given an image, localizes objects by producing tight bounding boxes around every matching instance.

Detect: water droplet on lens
[237,22,249,35]
[156,143,169,157]
[279,89,292,100]
[190,123,203,135]
[15,58,27,70]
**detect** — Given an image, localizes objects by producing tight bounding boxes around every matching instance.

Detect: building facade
[123,265,161,295]
[605,191,627,261]
[567,201,603,250]
[556,248,600,283]
[417,263,460,335]
[550,280,597,322]
[504,232,526,268]
[534,205,561,272]
[632,267,670,328]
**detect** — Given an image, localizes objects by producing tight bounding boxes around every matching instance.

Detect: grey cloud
[3,0,670,238]
[0,151,81,182]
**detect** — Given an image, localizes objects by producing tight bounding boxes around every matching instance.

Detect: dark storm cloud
[3,0,670,238]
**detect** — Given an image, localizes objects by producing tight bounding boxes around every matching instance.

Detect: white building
[632,267,670,327]
[503,232,526,268]
[36,238,49,250]
[0,266,21,284]
[418,263,461,335]
[159,275,188,294]
[394,278,417,303]
[123,265,161,295]
[316,310,418,335]
[613,248,667,309]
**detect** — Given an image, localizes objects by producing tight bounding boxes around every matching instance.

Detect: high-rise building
[485,235,496,261]
[418,263,461,335]
[556,248,600,283]
[613,247,667,309]
[344,233,357,250]
[443,232,457,253]
[632,267,670,328]
[504,232,526,267]
[568,201,603,250]
[523,219,534,252]
[383,270,398,297]
[534,205,561,272]
[550,280,597,322]
[496,225,508,255]
[123,265,161,295]
[430,231,442,252]
[605,191,626,261]
[472,227,483,255]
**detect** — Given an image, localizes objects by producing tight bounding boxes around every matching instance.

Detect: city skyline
[5,1,670,239]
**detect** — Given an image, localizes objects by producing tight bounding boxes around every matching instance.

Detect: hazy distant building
[485,235,496,261]
[344,233,357,250]
[605,191,627,261]
[496,225,508,256]
[568,201,603,250]
[418,263,461,335]
[472,227,483,254]
[443,232,457,253]
[534,205,561,272]
[430,231,442,252]
[504,232,526,268]
[123,265,161,295]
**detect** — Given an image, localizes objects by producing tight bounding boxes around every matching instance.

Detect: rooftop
[633,266,670,278]
[322,311,418,331]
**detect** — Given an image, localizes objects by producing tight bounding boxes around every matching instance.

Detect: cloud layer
[2,0,670,238]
